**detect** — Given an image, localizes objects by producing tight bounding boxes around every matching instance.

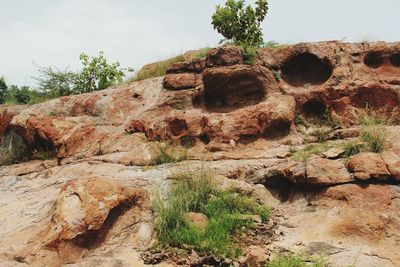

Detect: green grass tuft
[153,168,270,258]
[151,145,187,165]
[129,55,185,82]
[291,143,334,162]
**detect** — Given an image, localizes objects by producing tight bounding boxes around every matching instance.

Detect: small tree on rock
[212,0,268,48]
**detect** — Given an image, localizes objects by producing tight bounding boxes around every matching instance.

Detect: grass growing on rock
[266,252,327,267]
[291,143,334,162]
[153,168,270,258]
[129,54,185,82]
[151,144,187,165]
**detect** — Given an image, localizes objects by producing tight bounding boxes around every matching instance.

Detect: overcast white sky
[1,0,399,86]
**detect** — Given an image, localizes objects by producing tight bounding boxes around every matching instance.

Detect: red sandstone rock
[163,73,202,90]
[347,152,391,180]
[206,45,244,66]
[45,178,148,247]
[306,156,352,185]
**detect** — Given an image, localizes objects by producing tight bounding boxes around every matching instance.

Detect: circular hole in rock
[168,118,188,137]
[364,52,384,68]
[389,53,400,67]
[301,100,328,123]
[264,121,291,140]
[204,73,265,112]
[281,53,333,87]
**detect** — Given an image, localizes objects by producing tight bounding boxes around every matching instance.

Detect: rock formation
[0,41,400,266]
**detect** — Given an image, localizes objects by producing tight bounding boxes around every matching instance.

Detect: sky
[1,0,399,86]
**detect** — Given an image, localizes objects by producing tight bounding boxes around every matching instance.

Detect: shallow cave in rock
[73,201,130,249]
[281,52,333,86]
[203,73,266,112]
[350,87,400,110]
[301,99,328,124]
[264,121,291,140]
[364,51,384,68]
[389,53,400,67]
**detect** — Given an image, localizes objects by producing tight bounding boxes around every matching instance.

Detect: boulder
[306,156,352,186]
[206,45,244,66]
[185,212,208,231]
[347,152,391,181]
[163,73,202,90]
[382,151,400,181]
[45,178,148,247]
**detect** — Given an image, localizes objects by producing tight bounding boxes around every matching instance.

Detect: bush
[4,85,46,105]
[33,52,131,99]
[212,0,268,48]
[0,77,7,104]
[244,46,258,65]
[34,66,77,97]
[154,168,270,258]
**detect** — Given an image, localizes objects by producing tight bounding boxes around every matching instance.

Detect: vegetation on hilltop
[0,52,132,105]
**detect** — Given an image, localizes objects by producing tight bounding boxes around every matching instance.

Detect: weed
[153,168,270,258]
[342,140,364,157]
[151,145,187,165]
[272,70,281,81]
[360,125,387,153]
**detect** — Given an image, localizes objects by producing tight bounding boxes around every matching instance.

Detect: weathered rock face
[1,41,400,267]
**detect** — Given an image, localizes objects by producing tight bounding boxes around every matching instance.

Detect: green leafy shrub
[0,77,7,104]
[212,0,268,48]
[4,85,46,105]
[244,46,258,65]
[154,168,270,258]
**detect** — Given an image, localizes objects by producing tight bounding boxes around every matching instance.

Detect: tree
[5,85,32,104]
[211,0,268,48]
[0,77,7,104]
[34,52,132,97]
[74,52,129,93]
[34,66,77,97]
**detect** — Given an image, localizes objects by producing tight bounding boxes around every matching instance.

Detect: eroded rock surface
[1,41,400,266]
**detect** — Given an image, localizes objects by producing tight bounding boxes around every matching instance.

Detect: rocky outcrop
[1,41,400,267]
